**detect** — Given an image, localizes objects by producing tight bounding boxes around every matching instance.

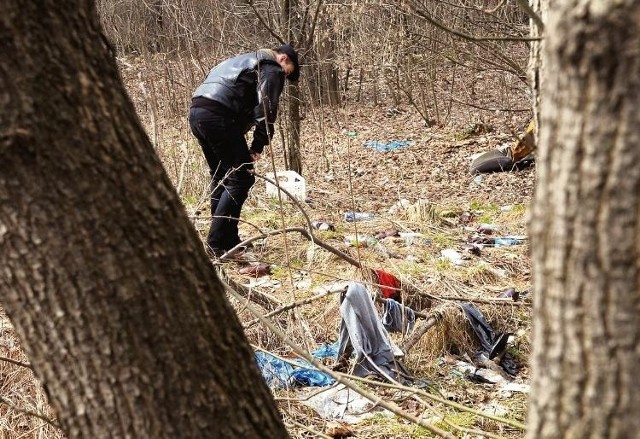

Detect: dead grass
[1,61,533,438]
[0,312,64,439]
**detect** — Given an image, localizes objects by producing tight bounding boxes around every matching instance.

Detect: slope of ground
[1,90,534,437]
[217,104,535,438]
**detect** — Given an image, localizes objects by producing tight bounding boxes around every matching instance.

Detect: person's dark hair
[277,44,300,81]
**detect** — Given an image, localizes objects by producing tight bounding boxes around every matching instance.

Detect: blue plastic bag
[254,351,335,389]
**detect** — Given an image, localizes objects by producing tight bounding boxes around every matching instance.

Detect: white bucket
[265,170,306,201]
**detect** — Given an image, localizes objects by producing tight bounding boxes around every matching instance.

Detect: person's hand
[250,152,261,162]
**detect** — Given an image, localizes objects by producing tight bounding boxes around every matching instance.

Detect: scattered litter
[363,139,412,152]
[469,149,514,174]
[345,235,378,248]
[374,228,399,240]
[255,351,335,389]
[313,281,350,296]
[463,243,482,256]
[313,341,340,359]
[301,384,393,423]
[373,269,402,300]
[398,232,424,245]
[497,288,519,301]
[312,220,336,231]
[242,277,281,289]
[494,237,526,247]
[480,402,509,417]
[454,361,509,384]
[238,263,271,277]
[477,223,499,235]
[344,211,375,222]
[459,303,518,376]
[265,170,306,201]
[382,299,415,334]
[295,277,312,290]
[499,382,530,395]
[337,283,409,381]
[440,249,467,266]
[459,211,474,223]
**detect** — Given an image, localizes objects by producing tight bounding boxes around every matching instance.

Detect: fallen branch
[215,266,282,312]
[223,226,362,268]
[400,316,441,353]
[245,287,346,329]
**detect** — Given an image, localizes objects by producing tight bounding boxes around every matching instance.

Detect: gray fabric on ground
[382,299,416,334]
[337,283,409,381]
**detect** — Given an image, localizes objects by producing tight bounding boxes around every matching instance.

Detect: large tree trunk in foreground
[0,2,288,438]
[528,1,640,437]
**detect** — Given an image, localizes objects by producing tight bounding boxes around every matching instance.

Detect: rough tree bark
[280,0,303,175]
[528,1,640,438]
[0,2,289,438]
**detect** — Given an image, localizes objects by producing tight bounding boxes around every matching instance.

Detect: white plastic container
[265,170,306,201]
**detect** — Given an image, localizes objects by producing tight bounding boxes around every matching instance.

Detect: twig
[345,375,527,431]
[514,0,545,32]
[243,0,285,44]
[402,0,541,42]
[215,266,282,311]
[223,226,362,268]
[0,355,32,370]
[244,287,345,329]
[285,418,332,439]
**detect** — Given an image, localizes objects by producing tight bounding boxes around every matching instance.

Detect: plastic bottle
[344,211,375,222]
[494,237,524,247]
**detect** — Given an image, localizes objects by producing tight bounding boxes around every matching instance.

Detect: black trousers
[188,106,255,251]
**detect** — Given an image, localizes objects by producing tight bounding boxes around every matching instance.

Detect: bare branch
[0,355,32,370]
[401,0,541,42]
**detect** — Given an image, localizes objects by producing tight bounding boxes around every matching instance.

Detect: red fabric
[374,269,401,300]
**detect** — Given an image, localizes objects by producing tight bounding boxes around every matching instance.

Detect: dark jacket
[192,50,286,153]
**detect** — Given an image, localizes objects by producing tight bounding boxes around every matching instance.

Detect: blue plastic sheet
[255,343,338,389]
[363,140,412,152]
[312,341,340,359]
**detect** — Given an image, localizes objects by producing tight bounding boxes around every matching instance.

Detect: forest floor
[0,76,535,437]
[224,104,535,438]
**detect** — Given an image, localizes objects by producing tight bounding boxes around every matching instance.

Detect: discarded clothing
[374,269,401,300]
[382,299,416,334]
[255,351,335,389]
[337,283,410,382]
[363,140,412,152]
[459,303,518,376]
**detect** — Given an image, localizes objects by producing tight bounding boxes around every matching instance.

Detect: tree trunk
[280,0,303,175]
[307,15,340,106]
[527,0,545,139]
[0,3,289,438]
[528,1,640,438]
[286,83,303,174]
